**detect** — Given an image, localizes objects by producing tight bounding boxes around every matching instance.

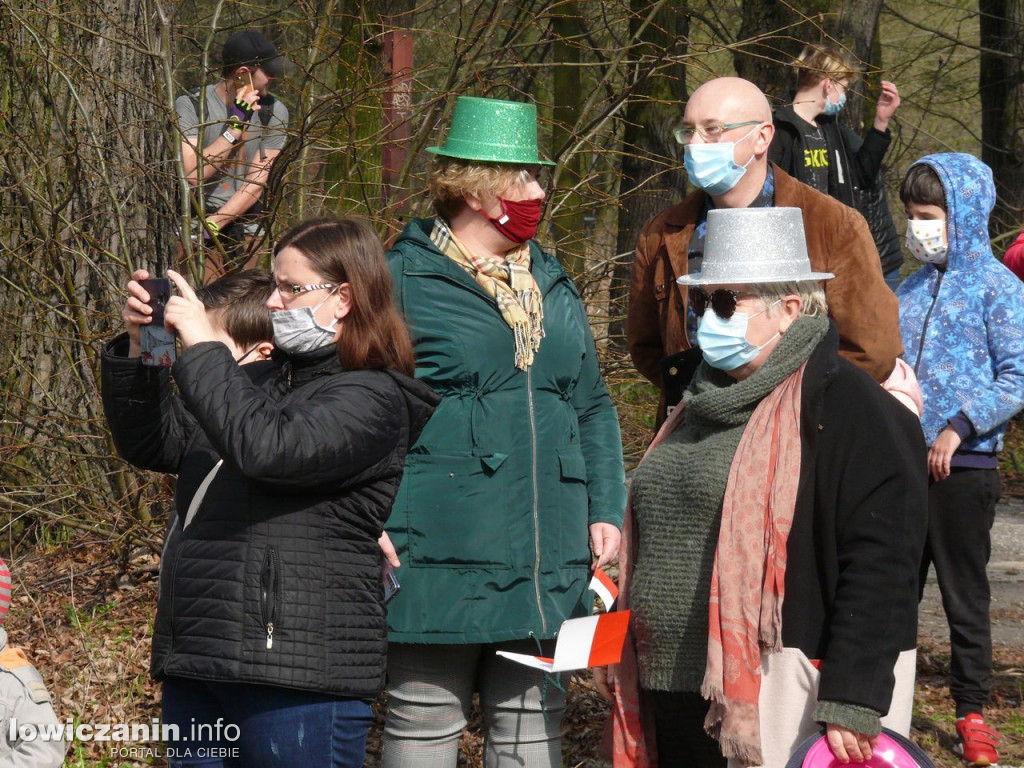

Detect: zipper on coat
[527,365,547,635]
[260,546,280,650]
[912,271,945,375]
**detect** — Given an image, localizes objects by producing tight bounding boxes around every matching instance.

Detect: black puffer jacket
[770,105,903,276]
[101,336,438,697]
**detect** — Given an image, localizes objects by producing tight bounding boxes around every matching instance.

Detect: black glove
[228,92,255,126]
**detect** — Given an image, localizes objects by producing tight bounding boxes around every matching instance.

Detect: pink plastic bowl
[788,729,935,768]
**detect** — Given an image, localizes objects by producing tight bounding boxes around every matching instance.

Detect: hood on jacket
[269,340,439,443]
[908,153,996,273]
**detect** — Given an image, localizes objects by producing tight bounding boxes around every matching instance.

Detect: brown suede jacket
[627,164,902,416]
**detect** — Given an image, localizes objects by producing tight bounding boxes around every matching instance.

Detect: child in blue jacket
[897,152,1024,766]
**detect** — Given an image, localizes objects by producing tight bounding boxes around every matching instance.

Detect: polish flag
[496,611,631,672]
[589,569,618,611]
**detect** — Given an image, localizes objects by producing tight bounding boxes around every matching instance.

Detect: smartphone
[382,561,401,604]
[138,278,176,367]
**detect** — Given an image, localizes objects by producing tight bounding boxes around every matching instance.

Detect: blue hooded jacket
[897,152,1024,453]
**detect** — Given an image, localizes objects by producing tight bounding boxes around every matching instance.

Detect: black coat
[770,106,903,276]
[101,336,438,697]
[784,326,927,712]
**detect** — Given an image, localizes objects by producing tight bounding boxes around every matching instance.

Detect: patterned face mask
[905,219,948,265]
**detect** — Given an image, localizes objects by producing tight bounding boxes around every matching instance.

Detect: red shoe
[955,713,1001,766]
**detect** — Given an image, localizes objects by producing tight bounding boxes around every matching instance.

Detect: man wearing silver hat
[627,76,902,424]
[175,29,292,279]
[601,207,927,768]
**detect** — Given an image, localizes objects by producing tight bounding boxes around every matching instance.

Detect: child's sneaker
[954,713,1000,766]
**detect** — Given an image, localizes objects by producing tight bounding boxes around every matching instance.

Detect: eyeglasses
[673,121,762,145]
[273,282,336,298]
[688,288,755,319]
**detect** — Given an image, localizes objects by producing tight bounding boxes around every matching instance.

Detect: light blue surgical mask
[682,124,761,196]
[696,300,781,371]
[822,84,846,117]
[271,288,340,355]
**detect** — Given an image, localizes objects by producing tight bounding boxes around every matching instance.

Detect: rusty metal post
[382,28,414,242]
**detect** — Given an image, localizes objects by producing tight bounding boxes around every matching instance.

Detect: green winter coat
[385,219,627,643]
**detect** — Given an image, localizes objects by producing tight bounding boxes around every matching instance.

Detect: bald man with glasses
[627,76,901,423]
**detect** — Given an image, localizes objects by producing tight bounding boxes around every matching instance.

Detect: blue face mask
[682,124,761,196]
[822,84,846,117]
[696,301,780,371]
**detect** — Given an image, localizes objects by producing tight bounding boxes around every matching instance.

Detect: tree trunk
[610,0,689,347]
[733,0,835,102]
[551,0,586,277]
[834,0,885,132]
[0,0,172,539]
[979,0,1024,242]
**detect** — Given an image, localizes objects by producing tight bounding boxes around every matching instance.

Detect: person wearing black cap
[175,29,291,281]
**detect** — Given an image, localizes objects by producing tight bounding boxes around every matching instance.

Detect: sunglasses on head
[688,288,750,319]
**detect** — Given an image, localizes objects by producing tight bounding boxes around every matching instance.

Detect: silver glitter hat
[677,207,835,286]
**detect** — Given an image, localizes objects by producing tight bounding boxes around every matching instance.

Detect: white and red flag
[496,570,627,672]
[496,610,631,672]
[589,569,618,611]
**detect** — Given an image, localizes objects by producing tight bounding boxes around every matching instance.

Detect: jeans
[919,468,1001,716]
[161,676,374,768]
[382,640,565,768]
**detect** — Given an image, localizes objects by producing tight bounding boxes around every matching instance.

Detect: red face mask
[484,197,543,244]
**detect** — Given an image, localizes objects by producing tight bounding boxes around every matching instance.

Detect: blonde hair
[793,44,861,91]
[747,280,829,318]
[428,157,535,219]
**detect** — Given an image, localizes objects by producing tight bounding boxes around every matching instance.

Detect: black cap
[221,30,292,77]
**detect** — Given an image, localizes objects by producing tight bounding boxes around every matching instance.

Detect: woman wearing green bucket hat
[378,95,627,767]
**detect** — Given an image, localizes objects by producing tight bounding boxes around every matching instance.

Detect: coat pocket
[260,546,281,650]
[558,448,592,565]
[399,454,513,567]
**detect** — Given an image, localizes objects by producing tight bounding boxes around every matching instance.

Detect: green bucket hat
[427,96,556,166]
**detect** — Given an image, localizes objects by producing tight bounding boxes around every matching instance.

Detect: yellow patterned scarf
[431,217,545,370]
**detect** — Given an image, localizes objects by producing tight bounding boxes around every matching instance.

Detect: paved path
[919,495,1024,648]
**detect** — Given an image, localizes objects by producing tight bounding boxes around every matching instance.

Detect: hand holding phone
[138,278,176,367]
[382,560,401,604]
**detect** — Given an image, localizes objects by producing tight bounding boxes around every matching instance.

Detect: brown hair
[196,269,275,349]
[793,43,861,91]
[428,156,536,220]
[274,217,415,376]
[899,163,947,211]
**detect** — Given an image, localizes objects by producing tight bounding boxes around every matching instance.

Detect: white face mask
[271,288,339,354]
[905,219,948,264]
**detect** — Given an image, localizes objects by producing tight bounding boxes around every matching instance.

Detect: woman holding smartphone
[102,217,438,768]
